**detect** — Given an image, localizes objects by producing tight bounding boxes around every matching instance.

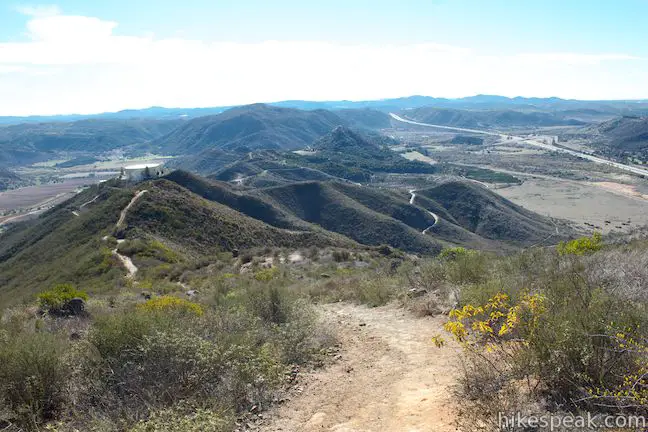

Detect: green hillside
[0,170,570,307]
[154,104,345,154]
[164,170,315,231]
[0,119,182,165]
[0,178,352,306]
[256,181,444,254]
[417,181,559,244]
[122,180,350,254]
[404,107,586,129]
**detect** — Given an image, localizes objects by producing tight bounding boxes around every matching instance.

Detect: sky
[0,0,647,115]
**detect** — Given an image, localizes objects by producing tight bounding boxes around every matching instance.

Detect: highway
[389,113,648,178]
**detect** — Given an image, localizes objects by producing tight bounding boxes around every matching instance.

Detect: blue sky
[0,0,647,115]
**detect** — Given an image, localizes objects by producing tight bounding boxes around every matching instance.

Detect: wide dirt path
[260,303,461,432]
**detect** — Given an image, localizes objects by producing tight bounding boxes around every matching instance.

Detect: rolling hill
[0,168,567,305]
[0,118,183,166]
[180,126,436,182]
[417,181,559,245]
[0,168,22,191]
[334,109,392,129]
[254,181,444,254]
[587,115,648,160]
[0,177,352,305]
[153,104,345,154]
[402,107,587,129]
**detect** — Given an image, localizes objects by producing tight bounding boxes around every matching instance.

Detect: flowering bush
[136,295,203,316]
[443,291,546,344]
[557,232,602,256]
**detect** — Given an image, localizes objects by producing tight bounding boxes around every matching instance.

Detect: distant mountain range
[2,95,648,125]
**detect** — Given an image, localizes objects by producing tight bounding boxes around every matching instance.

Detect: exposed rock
[240,262,253,274]
[408,288,427,298]
[66,298,86,316]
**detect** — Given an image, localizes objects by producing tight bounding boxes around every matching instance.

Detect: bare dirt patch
[260,303,460,432]
[497,178,648,233]
[401,151,437,164]
[589,181,648,201]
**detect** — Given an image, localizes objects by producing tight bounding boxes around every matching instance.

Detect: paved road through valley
[389,113,648,178]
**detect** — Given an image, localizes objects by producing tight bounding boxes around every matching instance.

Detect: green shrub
[356,277,396,307]
[137,295,204,316]
[332,250,351,262]
[444,249,488,285]
[245,285,291,324]
[117,239,180,263]
[0,332,70,429]
[557,232,602,256]
[253,267,279,282]
[129,406,232,432]
[37,284,88,313]
[439,246,473,260]
[446,248,648,417]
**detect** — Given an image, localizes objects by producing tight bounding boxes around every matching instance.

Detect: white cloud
[0,11,644,115]
[515,52,641,66]
[14,4,61,17]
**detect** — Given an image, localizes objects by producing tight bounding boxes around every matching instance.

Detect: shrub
[117,239,180,263]
[253,267,279,282]
[439,247,473,260]
[129,406,232,432]
[444,249,488,286]
[332,250,351,262]
[136,296,203,316]
[245,285,291,324]
[557,232,602,256]
[82,306,286,426]
[445,259,648,416]
[37,284,88,313]
[356,277,395,307]
[0,332,70,429]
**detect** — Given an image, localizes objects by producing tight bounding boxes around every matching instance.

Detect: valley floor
[260,303,460,432]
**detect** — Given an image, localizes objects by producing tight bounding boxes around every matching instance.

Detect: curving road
[390,113,648,178]
[409,189,439,234]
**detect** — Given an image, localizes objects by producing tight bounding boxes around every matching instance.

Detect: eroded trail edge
[261,303,460,432]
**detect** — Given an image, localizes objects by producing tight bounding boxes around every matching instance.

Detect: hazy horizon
[3,93,648,119]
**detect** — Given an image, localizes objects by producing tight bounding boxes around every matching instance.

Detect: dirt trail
[111,190,148,278]
[116,190,148,229]
[261,303,460,432]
